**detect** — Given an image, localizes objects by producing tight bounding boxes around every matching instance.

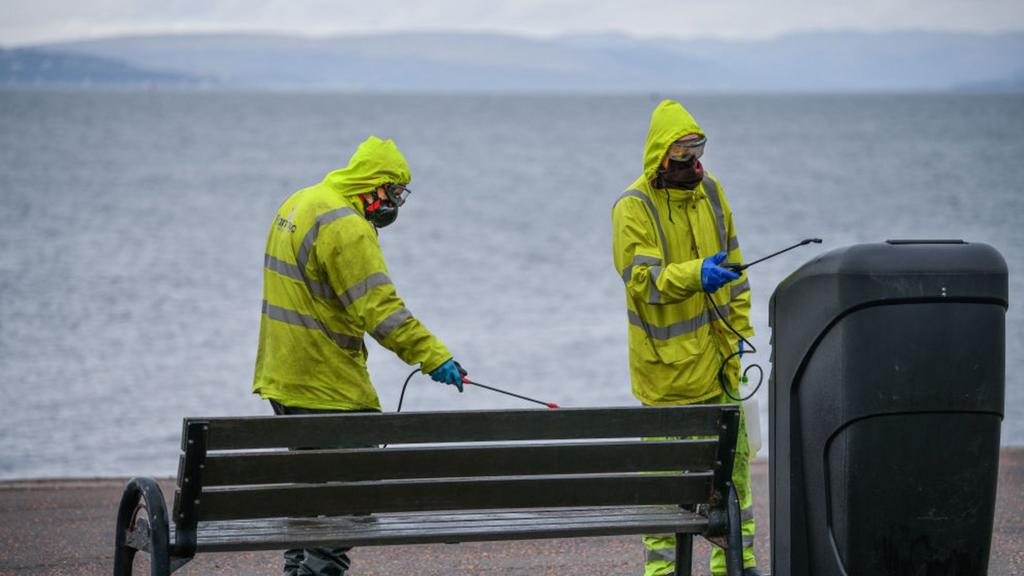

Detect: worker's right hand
[701,252,741,293]
[430,359,464,393]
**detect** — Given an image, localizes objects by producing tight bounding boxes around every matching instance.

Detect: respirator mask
[363,183,411,228]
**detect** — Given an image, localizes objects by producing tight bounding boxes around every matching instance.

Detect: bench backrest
[171,405,740,551]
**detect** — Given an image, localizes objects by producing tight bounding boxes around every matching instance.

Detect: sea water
[1,91,1021,479]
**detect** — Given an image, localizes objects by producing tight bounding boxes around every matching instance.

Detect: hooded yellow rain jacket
[618,101,760,575]
[253,136,451,411]
[612,100,754,406]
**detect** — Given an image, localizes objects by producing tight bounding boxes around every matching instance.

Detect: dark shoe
[743,568,767,576]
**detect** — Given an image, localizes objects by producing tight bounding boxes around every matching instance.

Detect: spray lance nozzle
[723,237,823,273]
[461,377,560,409]
[392,362,561,419]
[455,362,559,409]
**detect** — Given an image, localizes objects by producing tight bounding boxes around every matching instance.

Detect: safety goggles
[666,135,707,163]
[382,183,411,206]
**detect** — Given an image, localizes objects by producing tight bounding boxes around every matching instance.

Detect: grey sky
[4,0,1023,46]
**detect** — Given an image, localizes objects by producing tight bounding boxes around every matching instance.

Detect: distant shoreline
[5,30,1023,92]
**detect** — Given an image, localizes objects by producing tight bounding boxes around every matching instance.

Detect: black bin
[768,240,1008,575]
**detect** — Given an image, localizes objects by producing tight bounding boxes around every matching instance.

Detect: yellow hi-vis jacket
[253,136,451,411]
[612,100,754,406]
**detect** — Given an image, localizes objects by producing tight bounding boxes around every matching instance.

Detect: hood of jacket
[642,100,705,183]
[324,136,411,197]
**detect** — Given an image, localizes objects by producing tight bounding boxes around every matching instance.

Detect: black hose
[705,292,764,403]
[381,367,422,449]
[395,367,420,414]
[707,238,820,401]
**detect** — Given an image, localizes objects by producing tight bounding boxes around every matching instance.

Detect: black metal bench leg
[113,477,172,576]
[725,484,744,576]
[113,507,137,576]
[674,533,693,576]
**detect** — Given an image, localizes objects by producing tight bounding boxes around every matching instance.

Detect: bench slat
[202,439,718,486]
[198,505,672,533]
[194,406,725,450]
[193,472,713,520]
[188,506,708,551]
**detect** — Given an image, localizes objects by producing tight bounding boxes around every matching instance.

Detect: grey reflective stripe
[730,278,751,300]
[265,253,304,281]
[338,272,392,308]
[742,534,755,548]
[262,300,363,350]
[728,235,740,252]
[627,304,729,340]
[634,255,662,266]
[621,255,663,283]
[371,307,413,341]
[295,206,360,290]
[265,253,336,299]
[741,505,755,523]
[296,227,318,277]
[703,177,728,252]
[617,190,669,261]
[649,265,663,304]
[644,546,675,563]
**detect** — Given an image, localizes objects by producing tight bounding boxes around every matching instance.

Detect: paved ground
[1,450,1021,576]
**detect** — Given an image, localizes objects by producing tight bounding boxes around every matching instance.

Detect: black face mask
[363,183,410,229]
[364,202,395,227]
[364,199,398,228]
[656,158,705,190]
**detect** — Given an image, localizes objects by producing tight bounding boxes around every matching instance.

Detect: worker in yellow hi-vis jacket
[253,135,465,576]
[612,100,762,576]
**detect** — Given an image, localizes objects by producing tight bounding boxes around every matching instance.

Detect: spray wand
[461,375,560,409]
[723,237,822,274]
[394,364,560,413]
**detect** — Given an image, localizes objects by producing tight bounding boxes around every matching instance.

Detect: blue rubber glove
[738,339,745,358]
[701,252,741,293]
[430,359,464,392]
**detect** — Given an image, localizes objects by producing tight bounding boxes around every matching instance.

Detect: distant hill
[0,47,206,87]
[8,30,1024,92]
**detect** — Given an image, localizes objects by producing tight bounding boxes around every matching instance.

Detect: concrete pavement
[1,450,1021,575]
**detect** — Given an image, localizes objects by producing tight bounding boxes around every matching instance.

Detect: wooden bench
[114,405,746,576]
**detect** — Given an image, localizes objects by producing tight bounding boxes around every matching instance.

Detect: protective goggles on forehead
[382,183,411,206]
[666,135,707,163]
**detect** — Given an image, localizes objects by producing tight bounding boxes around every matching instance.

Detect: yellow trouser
[643,391,757,576]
